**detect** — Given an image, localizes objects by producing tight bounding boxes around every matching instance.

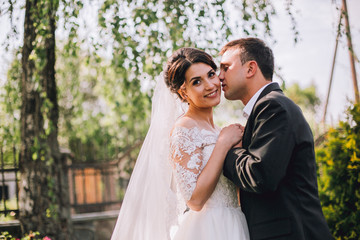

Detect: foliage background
[0,0,298,167]
[0,0,359,238]
[316,104,360,240]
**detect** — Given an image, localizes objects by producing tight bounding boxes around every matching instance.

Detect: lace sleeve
[170,127,205,201]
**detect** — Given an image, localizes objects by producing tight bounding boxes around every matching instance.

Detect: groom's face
[219,48,248,101]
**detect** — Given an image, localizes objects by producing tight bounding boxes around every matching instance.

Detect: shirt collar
[243,82,275,120]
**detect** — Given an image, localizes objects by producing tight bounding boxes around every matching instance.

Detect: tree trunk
[19,0,72,238]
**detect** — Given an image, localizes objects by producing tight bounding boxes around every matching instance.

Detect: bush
[316,104,360,239]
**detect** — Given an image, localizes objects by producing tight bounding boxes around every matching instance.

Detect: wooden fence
[68,162,128,214]
[0,145,129,218]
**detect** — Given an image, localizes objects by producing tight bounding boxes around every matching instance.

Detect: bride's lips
[204,89,218,98]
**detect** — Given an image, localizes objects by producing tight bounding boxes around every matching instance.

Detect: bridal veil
[111,75,185,240]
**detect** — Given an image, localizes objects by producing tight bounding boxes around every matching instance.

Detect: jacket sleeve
[223,98,295,193]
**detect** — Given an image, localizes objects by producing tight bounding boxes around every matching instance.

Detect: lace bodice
[170,126,239,209]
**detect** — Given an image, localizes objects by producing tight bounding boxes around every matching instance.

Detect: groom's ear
[247,61,257,78]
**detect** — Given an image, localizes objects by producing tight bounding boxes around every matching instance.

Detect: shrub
[316,104,360,239]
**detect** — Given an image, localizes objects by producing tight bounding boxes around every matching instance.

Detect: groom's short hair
[220,38,274,81]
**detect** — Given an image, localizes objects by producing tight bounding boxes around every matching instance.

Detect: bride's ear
[178,87,187,101]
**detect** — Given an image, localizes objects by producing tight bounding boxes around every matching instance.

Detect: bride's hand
[218,124,244,149]
[232,140,243,148]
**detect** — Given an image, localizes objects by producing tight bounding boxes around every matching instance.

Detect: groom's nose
[218,70,224,82]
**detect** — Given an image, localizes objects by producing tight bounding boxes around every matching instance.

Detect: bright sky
[0,0,359,125]
[270,0,360,125]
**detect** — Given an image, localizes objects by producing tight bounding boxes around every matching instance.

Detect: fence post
[1,145,8,216]
[13,144,19,215]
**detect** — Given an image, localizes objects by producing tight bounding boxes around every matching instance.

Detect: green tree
[1,0,299,236]
[53,0,299,165]
[284,82,320,114]
[2,0,299,165]
[284,82,321,136]
[19,0,71,238]
[316,104,360,239]
[0,51,21,165]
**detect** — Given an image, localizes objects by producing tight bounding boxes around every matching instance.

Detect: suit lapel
[242,82,283,147]
[256,82,282,103]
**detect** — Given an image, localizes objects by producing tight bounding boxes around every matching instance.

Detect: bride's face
[181,62,221,108]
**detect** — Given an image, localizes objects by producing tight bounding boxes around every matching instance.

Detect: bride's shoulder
[170,116,198,135]
[175,116,198,129]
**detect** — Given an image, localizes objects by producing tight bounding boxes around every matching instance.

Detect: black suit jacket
[223,83,333,240]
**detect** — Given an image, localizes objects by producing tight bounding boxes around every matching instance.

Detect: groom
[219,38,333,240]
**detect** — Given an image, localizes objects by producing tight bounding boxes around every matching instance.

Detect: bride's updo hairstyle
[164,47,217,100]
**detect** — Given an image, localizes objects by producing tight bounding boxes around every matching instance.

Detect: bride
[111,48,249,240]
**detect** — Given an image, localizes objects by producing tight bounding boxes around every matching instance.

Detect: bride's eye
[192,79,201,85]
[208,71,216,78]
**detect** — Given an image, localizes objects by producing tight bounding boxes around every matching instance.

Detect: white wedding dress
[170,126,250,240]
[111,77,249,240]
